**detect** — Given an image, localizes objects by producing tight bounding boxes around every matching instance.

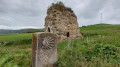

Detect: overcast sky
[0,0,120,29]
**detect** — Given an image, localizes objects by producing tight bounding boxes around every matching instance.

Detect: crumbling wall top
[48,1,74,13]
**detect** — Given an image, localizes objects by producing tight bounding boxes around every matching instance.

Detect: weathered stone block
[31,32,57,67]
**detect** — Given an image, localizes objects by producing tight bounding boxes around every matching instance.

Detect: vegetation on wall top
[48,1,73,12]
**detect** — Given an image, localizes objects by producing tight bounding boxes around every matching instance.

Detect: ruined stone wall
[45,8,82,42]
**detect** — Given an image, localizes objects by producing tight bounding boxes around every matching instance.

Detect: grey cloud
[77,0,108,19]
[0,0,120,29]
[0,0,46,27]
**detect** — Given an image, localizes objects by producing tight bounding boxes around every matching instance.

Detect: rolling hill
[0,24,120,67]
[0,28,44,34]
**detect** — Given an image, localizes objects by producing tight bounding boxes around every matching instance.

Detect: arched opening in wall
[47,27,51,32]
[67,32,69,37]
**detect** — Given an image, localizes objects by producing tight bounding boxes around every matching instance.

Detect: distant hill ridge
[0,24,120,34]
[89,23,120,26]
[0,28,44,34]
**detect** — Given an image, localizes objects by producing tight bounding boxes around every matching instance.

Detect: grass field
[0,24,120,67]
[0,33,32,42]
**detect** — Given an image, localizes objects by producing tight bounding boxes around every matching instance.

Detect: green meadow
[0,24,120,67]
[0,33,32,42]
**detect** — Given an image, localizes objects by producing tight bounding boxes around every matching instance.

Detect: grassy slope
[0,33,32,42]
[0,24,120,67]
[57,24,120,67]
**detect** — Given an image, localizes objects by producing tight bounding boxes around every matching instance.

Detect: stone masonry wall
[45,8,82,42]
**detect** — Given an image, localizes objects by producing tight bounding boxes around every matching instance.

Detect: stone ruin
[31,2,83,67]
[45,2,82,42]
